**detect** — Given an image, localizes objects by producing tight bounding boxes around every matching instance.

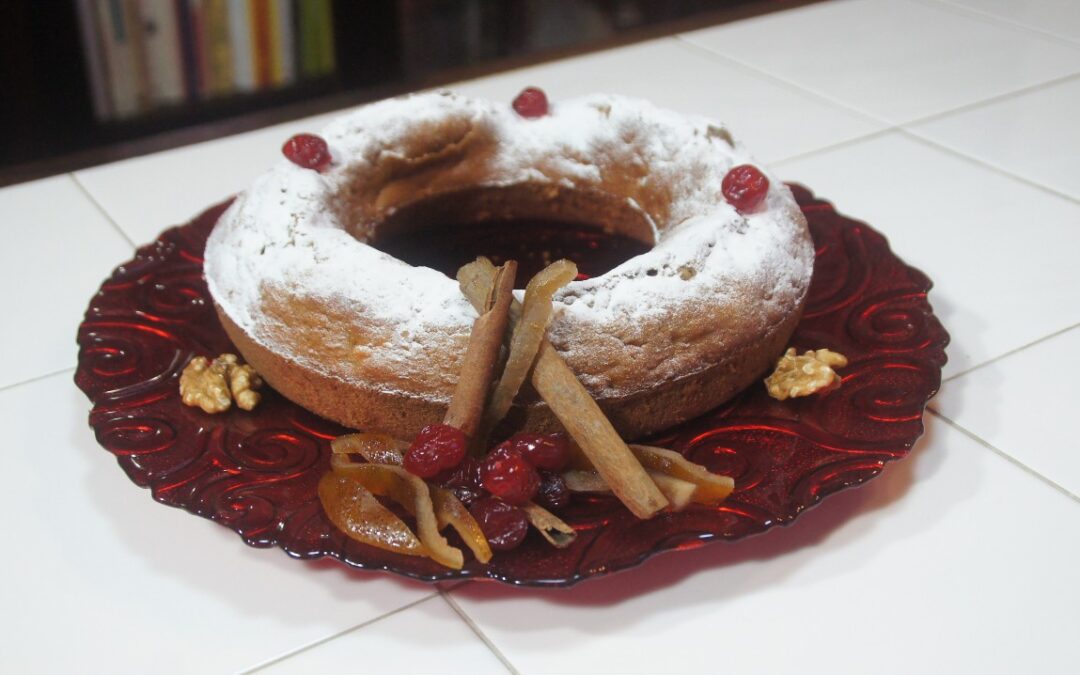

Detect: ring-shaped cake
[205,91,815,439]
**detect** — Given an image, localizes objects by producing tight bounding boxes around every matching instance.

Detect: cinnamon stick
[530,343,668,518]
[481,258,577,438]
[457,258,668,520]
[444,261,517,442]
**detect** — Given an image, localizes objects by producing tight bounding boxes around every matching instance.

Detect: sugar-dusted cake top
[205,91,813,399]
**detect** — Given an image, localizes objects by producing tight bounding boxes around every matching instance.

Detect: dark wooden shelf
[0,0,819,187]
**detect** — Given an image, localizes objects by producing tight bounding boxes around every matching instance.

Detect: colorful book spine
[298,0,334,79]
[203,0,235,97]
[265,0,295,87]
[227,0,255,92]
[96,0,141,119]
[316,0,336,76]
[175,0,200,99]
[187,0,210,99]
[125,0,153,111]
[249,0,272,88]
[75,0,113,120]
[137,0,185,106]
[274,0,296,86]
[78,0,335,121]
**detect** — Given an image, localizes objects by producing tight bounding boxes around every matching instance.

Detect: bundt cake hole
[365,184,656,282]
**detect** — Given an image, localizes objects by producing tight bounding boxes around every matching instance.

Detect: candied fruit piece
[282,133,332,171]
[722,164,769,213]
[512,87,549,118]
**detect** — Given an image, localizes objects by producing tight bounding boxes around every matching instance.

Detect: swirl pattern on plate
[75,185,948,586]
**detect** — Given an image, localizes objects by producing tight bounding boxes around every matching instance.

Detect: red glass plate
[75,185,948,586]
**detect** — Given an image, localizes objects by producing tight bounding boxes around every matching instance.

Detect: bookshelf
[76,0,338,122]
[0,0,818,184]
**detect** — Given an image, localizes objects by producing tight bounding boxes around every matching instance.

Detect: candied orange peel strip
[431,487,493,564]
[317,472,426,557]
[329,457,464,569]
[563,469,698,511]
[331,432,407,465]
[469,258,578,436]
[628,445,734,505]
[329,434,492,565]
[563,445,733,510]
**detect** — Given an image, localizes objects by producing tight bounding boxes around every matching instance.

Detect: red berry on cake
[404,423,467,478]
[512,87,549,118]
[282,133,332,171]
[722,164,770,213]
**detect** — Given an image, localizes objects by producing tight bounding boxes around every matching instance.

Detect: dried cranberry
[434,457,483,505]
[534,471,570,511]
[469,498,529,551]
[721,164,770,213]
[449,485,483,507]
[480,444,540,505]
[505,432,570,471]
[404,424,466,479]
[282,133,332,171]
[436,456,482,489]
[512,87,549,118]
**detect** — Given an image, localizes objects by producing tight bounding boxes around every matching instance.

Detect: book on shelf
[299,0,335,79]
[139,0,185,106]
[249,0,272,89]
[75,0,112,120]
[75,0,337,122]
[202,0,235,97]
[93,0,141,119]
[267,0,296,87]
[228,0,255,92]
[176,0,201,99]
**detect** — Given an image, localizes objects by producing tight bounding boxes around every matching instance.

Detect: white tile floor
[3,1,1078,673]
[0,176,131,388]
[775,131,1080,378]
[909,75,1080,200]
[680,0,1080,124]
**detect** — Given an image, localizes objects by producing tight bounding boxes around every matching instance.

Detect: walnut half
[180,354,263,413]
[764,348,848,401]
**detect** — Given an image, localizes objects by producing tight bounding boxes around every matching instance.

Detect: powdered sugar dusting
[205,91,813,399]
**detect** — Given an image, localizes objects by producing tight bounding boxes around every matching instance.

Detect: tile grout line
[915,0,1080,48]
[926,408,1080,504]
[239,592,443,674]
[0,366,76,394]
[901,71,1080,128]
[671,35,895,128]
[671,29,1080,399]
[772,128,897,169]
[675,30,1080,175]
[897,128,1080,206]
[942,322,1080,384]
[67,173,137,249]
[438,586,522,675]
